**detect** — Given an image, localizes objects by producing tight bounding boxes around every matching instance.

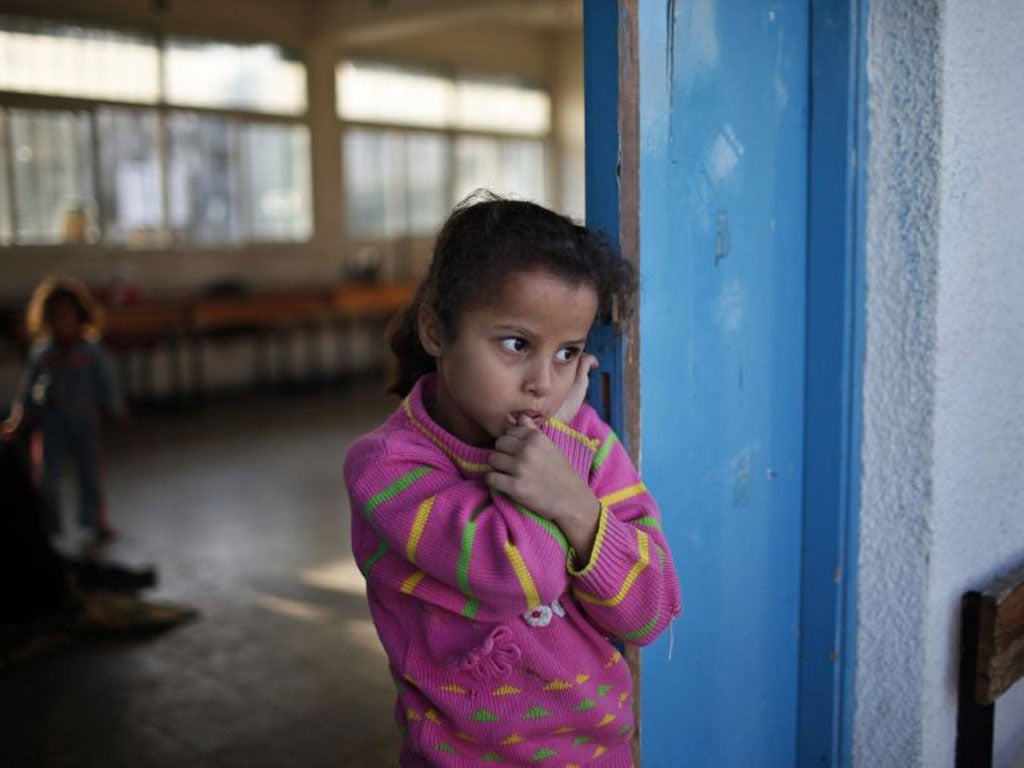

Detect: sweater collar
[403,374,492,475]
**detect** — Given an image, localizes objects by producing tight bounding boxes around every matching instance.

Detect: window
[242,122,312,241]
[454,75,550,136]
[167,112,242,245]
[337,60,551,240]
[165,114,312,245]
[0,15,312,248]
[8,109,96,244]
[164,38,306,115]
[0,116,10,245]
[344,129,449,240]
[337,62,453,129]
[97,108,163,247]
[0,15,159,103]
[454,136,547,205]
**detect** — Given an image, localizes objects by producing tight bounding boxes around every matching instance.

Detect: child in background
[344,194,681,767]
[3,276,125,546]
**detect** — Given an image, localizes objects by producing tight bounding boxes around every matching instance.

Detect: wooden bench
[0,280,420,405]
[189,290,332,392]
[102,300,189,403]
[957,559,1024,767]
[329,281,417,378]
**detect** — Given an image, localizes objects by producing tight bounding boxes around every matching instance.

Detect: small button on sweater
[344,374,681,767]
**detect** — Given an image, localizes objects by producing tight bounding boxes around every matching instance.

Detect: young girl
[344,195,681,767]
[3,276,125,545]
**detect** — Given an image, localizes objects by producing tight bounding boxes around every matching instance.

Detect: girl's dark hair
[386,191,637,396]
[25,275,101,340]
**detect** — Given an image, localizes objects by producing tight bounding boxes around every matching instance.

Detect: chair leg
[956,592,994,768]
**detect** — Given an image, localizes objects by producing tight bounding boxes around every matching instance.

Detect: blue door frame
[582,1,867,765]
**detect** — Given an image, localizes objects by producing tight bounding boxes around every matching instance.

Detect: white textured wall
[930,0,1024,764]
[856,0,1024,766]
[856,0,941,763]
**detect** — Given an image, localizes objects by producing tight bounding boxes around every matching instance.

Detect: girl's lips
[509,410,545,425]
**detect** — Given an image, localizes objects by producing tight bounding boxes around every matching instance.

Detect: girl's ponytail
[385,293,435,397]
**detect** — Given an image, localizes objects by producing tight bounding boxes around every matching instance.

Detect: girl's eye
[500,337,528,353]
[555,347,581,363]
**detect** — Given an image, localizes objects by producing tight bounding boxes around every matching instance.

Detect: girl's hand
[1,419,19,441]
[487,415,601,561]
[1,408,23,442]
[551,353,598,425]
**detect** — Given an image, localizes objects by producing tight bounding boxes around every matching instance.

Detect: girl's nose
[525,360,553,397]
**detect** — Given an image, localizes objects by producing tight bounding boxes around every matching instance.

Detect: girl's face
[420,268,598,447]
[48,297,82,342]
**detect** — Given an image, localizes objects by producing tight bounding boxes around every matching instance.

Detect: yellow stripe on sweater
[504,541,540,608]
[407,495,436,563]
[403,399,490,474]
[400,570,426,595]
[546,418,600,451]
[600,482,647,508]
[575,530,650,607]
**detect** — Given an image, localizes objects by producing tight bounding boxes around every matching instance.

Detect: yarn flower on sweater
[452,625,522,681]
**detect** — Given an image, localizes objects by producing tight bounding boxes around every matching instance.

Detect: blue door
[584,1,814,765]
[638,2,809,765]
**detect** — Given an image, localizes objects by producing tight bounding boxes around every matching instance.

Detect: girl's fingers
[494,432,527,454]
[485,470,514,495]
[517,413,540,430]
[575,354,598,389]
[501,425,535,442]
[487,451,517,475]
[551,354,599,424]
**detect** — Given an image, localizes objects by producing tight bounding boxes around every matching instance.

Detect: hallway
[0,384,399,767]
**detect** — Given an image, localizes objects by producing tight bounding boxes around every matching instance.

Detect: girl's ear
[417,304,444,357]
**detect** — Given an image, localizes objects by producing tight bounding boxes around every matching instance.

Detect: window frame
[0,17,313,251]
[337,58,555,244]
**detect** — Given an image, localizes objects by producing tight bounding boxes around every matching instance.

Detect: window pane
[337,61,453,128]
[166,112,242,245]
[453,136,501,204]
[404,132,449,235]
[243,123,312,241]
[455,76,550,136]
[343,129,406,240]
[9,109,96,244]
[500,139,548,205]
[97,108,164,247]
[454,136,548,206]
[164,38,306,115]
[0,112,10,245]
[0,15,159,103]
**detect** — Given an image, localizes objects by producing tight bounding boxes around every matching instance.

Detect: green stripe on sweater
[364,467,433,518]
[457,519,478,600]
[622,610,660,641]
[592,432,619,470]
[359,538,389,575]
[462,598,480,619]
[513,502,569,553]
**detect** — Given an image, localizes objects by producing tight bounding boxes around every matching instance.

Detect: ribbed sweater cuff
[572,512,642,596]
[542,418,597,479]
[567,503,609,577]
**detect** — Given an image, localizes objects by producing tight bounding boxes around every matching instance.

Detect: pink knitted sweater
[344,375,681,767]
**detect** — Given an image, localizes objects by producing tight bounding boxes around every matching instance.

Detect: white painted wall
[856,1,1024,765]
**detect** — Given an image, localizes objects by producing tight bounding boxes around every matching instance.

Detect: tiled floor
[0,383,401,767]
